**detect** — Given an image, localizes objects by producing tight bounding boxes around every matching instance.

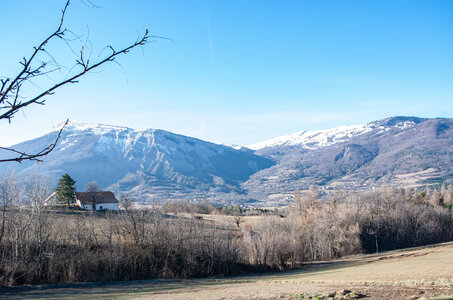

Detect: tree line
[0,174,452,286]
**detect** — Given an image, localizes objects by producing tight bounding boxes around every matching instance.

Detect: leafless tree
[289,189,304,216]
[1,183,452,286]
[0,0,150,163]
[0,174,20,244]
[85,181,100,211]
[289,186,321,217]
[233,214,243,228]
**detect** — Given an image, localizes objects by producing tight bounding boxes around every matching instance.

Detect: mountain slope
[249,116,424,151]
[0,121,273,203]
[2,117,452,206]
[243,117,453,203]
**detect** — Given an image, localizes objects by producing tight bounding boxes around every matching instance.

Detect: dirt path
[2,242,453,299]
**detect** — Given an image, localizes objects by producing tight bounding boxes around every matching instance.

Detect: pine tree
[55,173,76,207]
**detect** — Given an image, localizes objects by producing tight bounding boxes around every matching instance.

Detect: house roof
[76,191,119,205]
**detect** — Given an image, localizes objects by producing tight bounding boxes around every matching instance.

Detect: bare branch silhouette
[1,0,151,163]
[0,119,68,163]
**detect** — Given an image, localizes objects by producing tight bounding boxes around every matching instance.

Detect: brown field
[2,242,453,300]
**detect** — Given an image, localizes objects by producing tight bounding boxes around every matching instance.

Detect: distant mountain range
[1,116,452,206]
[244,117,453,204]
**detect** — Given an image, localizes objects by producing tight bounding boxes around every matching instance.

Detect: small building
[76,191,119,211]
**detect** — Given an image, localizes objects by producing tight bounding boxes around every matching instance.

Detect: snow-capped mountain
[243,116,453,205]
[248,116,421,151]
[2,116,452,206]
[1,120,273,204]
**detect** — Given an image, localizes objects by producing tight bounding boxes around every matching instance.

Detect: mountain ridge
[243,117,453,205]
[1,120,274,204]
[1,116,452,206]
[248,116,427,150]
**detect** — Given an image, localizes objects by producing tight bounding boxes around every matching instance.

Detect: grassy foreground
[2,242,453,299]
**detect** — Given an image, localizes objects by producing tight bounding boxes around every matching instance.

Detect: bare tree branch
[0,0,149,122]
[1,0,152,163]
[0,1,70,113]
[0,119,68,163]
[0,30,149,122]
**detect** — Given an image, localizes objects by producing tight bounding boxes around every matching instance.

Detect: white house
[76,191,119,211]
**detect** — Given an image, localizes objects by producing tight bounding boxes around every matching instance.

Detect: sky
[1,0,452,147]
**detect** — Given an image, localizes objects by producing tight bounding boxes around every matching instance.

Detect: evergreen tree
[55,173,76,207]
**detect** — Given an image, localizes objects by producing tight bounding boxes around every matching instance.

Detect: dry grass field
[2,242,453,300]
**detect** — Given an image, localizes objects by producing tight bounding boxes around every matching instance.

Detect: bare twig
[1,0,152,163]
[0,119,69,163]
[0,29,149,122]
[0,0,149,122]
[0,1,70,115]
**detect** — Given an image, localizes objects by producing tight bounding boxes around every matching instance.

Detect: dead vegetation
[0,174,453,287]
[1,243,453,299]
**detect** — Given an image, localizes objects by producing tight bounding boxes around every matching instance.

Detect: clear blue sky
[1,0,452,146]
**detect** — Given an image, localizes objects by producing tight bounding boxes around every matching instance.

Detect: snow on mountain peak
[248,117,421,151]
[222,143,252,151]
[52,116,421,153]
[248,124,373,150]
[54,120,134,134]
